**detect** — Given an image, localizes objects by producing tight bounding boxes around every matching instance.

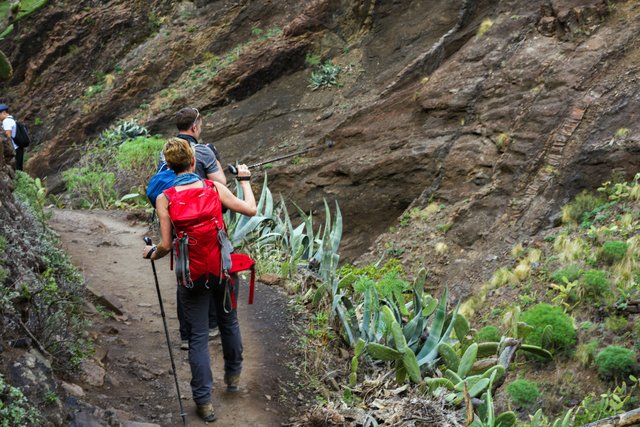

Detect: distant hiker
[167,107,226,350]
[0,104,20,170]
[143,137,256,422]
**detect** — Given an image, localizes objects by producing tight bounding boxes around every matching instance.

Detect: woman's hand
[143,244,157,260]
[236,164,251,180]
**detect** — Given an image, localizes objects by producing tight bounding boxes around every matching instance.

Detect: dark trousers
[15,147,24,171]
[177,285,218,340]
[178,276,243,405]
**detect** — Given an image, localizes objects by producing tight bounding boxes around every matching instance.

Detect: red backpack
[163,180,255,308]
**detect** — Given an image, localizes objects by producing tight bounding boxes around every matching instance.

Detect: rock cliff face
[2,0,639,294]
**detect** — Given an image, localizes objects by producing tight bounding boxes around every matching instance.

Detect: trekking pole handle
[143,236,153,246]
[227,163,239,175]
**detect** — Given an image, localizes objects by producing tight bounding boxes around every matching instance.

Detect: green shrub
[521,303,576,353]
[561,190,606,225]
[475,325,501,343]
[339,259,404,288]
[309,60,340,90]
[576,339,599,367]
[581,270,611,300]
[117,135,165,189]
[551,264,582,283]
[14,171,48,221]
[62,167,117,209]
[0,374,41,425]
[599,241,628,265]
[604,316,628,333]
[506,379,541,407]
[595,346,636,380]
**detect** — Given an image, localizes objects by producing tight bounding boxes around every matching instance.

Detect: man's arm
[4,129,13,150]
[207,161,227,185]
[196,144,227,185]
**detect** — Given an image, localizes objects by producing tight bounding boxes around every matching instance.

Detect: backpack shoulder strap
[162,186,177,203]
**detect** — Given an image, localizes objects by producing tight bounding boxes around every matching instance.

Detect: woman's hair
[163,137,194,173]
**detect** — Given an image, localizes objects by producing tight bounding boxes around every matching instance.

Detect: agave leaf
[416,289,448,360]
[311,283,328,306]
[367,342,403,361]
[336,302,357,347]
[467,377,490,398]
[457,343,478,378]
[481,364,505,384]
[444,369,462,385]
[403,314,424,350]
[413,268,427,295]
[438,342,460,372]
[454,313,470,342]
[256,174,273,217]
[477,342,499,358]
[329,199,342,255]
[402,349,421,383]
[520,344,553,360]
[232,215,271,244]
[495,412,517,427]
[294,202,314,258]
[382,305,408,351]
[417,293,459,368]
[423,377,456,393]
[362,287,373,339]
[422,296,438,317]
[395,360,407,384]
[355,338,366,357]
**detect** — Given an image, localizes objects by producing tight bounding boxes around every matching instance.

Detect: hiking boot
[196,402,217,422]
[208,328,220,340]
[224,373,240,393]
[180,340,189,351]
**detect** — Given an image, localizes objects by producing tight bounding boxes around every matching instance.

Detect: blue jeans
[178,276,243,405]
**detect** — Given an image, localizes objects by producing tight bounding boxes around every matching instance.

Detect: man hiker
[0,104,19,170]
[163,107,226,350]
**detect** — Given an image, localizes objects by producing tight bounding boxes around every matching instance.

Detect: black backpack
[13,119,31,148]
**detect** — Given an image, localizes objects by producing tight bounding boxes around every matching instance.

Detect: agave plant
[227,174,275,247]
[342,278,462,383]
[467,371,517,427]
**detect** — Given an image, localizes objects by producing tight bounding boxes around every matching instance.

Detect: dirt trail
[49,208,298,426]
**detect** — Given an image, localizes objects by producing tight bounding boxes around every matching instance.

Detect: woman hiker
[142,137,256,421]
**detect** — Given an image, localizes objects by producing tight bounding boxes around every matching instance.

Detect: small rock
[338,348,350,360]
[11,337,32,349]
[61,381,85,397]
[89,288,124,316]
[123,422,161,427]
[80,359,106,387]
[137,303,152,308]
[265,394,271,401]
[259,273,282,286]
[315,111,333,121]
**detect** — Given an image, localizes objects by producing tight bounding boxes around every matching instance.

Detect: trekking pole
[143,236,187,426]
[227,139,335,175]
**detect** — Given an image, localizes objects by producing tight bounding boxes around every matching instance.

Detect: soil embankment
[49,208,298,426]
